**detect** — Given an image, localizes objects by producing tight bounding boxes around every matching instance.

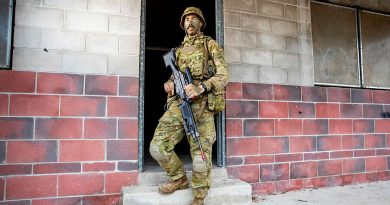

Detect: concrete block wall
[224,0,314,86]
[225,82,390,194]
[12,0,141,76]
[0,70,139,204]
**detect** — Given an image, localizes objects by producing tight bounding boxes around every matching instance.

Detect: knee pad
[149,143,164,161]
[193,155,207,172]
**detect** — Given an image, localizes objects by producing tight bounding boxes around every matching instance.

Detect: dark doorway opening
[144,0,216,170]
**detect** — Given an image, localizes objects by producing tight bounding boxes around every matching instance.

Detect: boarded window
[0,0,14,69]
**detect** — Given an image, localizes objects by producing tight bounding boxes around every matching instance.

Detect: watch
[200,83,208,93]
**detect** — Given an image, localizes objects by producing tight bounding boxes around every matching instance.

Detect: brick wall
[225,82,390,194]
[0,70,139,204]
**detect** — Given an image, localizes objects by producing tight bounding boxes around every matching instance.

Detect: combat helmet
[180,7,206,30]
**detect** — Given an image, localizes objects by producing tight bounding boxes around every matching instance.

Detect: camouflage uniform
[150,14,229,199]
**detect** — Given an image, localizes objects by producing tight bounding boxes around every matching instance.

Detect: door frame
[138,0,226,172]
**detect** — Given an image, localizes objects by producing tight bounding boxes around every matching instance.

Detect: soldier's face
[184,14,203,36]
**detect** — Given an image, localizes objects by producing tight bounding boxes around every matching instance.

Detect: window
[311,1,390,89]
[0,0,14,69]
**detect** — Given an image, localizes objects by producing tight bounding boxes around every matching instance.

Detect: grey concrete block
[121,0,141,16]
[62,52,107,74]
[86,33,118,53]
[41,29,85,51]
[225,46,242,64]
[259,66,288,84]
[286,36,300,53]
[88,0,121,13]
[108,54,139,76]
[298,7,311,23]
[13,26,41,48]
[109,16,140,35]
[225,29,256,48]
[65,10,108,32]
[16,0,41,5]
[43,0,87,10]
[257,33,286,50]
[242,49,273,65]
[257,0,284,18]
[15,4,64,28]
[298,22,311,38]
[13,48,61,72]
[119,36,140,55]
[229,64,259,82]
[273,52,299,68]
[285,5,298,20]
[225,0,256,13]
[225,11,240,27]
[271,19,298,36]
[241,13,271,32]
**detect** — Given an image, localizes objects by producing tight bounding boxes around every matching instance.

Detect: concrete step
[122,168,252,205]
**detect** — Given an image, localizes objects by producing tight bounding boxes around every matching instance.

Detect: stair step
[122,168,252,205]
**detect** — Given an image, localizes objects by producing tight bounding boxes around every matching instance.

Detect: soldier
[149,7,229,205]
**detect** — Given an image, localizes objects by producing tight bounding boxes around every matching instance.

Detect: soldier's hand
[164,81,174,96]
[184,84,204,99]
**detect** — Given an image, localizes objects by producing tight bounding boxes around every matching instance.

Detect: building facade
[0,0,389,204]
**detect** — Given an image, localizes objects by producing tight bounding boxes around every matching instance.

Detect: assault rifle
[163,49,206,161]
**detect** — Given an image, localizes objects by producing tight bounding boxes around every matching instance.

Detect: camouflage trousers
[149,98,216,199]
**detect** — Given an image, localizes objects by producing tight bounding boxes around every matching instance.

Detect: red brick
[83,194,121,205]
[0,118,33,139]
[33,163,81,174]
[376,119,390,133]
[242,83,273,100]
[227,138,259,156]
[290,136,316,152]
[316,103,340,118]
[226,82,242,99]
[244,155,274,164]
[365,134,386,148]
[303,119,328,135]
[302,86,327,102]
[32,197,82,205]
[340,104,362,118]
[0,178,4,200]
[37,73,83,94]
[252,182,276,195]
[351,89,373,103]
[342,135,364,149]
[373,90,390,104]
[36,118,82,139]
[376,149,390,156]
[0,165,32,176]
[327,87,350,102]
[0,94,8,115]
[226,100,258,118]
[290,161,317,179]
[259,102,288,118]
[388,157,390,170]
[226,157,244,166]
[6,175,57,199]
[304,152,329,160]
[60,140,104,162]
[363,104,384,118]
[119,76,139,96]
[275,180,303,193]
[366,157,388,172]
[227,165,259,183]
[260,163,289,182]
[329,119,352,134]
[7,141,57,163]
[83,162,115,172]
[84,118,116,139]
[275,153,303,162]
[107,97,137,117]
[309,177,329,188]
[107,140,138,160]
[317,135,341,151]
[343,158,365,174]
[0,70,36,93]
[105,172,138,193]
[387,134,390,148]
[243,119,274,136]
[260,137,289,154]
[330,151,353,158]
[118,162,138,171]
[318,160,342,176]
[58,174,104,196]
[354,150,376,157]
[275,119,302,136]
[61,96,105,117]
[226,119,243,137]
[274,85,301,101]
[10,95,59,116]
[0,141,4,163]
[353,120,374,134]
[85,75,118,95]
[118,119,138,139]
[289,102,315,118]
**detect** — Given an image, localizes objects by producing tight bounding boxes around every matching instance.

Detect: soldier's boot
[191,197,204,205]
[158,175,189,194]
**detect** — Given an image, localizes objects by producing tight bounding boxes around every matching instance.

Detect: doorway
[141,0,222,171]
